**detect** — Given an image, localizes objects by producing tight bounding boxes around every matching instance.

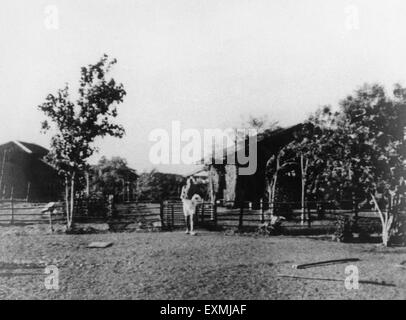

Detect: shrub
[389,214,406,246]
[334,215,353,242]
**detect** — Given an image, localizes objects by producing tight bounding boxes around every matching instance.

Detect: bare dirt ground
[0,225,405,300]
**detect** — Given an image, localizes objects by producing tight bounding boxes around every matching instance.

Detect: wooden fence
[0,198,162,227]
[162,200,215,229]
[209,199,383,233]
[159,199,390,233]
[0,197,398,234]
[0,199,65,225]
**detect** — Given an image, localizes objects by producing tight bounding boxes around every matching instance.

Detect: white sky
[1,0,406,175]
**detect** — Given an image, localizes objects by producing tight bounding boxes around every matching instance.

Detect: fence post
[48,208,54,233]
[10,188,14,225]
[26,182,30,202]
[307,201,311,228]
[260,198,264,223]
[201,203,205,224]
[171,204,174,230]
[239,201,244,229]
[212,201,217,225]
[159,200,164,229]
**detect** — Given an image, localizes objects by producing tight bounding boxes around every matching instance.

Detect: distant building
[185,166,209,184]
[0,141,62,201]
[203,124,304,204]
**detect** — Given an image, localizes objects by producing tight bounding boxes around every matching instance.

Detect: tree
[337,84,405,246]
[240,114,279,135]
[274,121,326,224]
[238,115,281,214]
[90,156,137,200]
[135,170,185,202]
[265,148,296,217]
[233,114,280,144]
[38,54,126,229]
[297,84,405,246]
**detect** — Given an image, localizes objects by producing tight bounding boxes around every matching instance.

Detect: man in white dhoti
[180,178,202,235]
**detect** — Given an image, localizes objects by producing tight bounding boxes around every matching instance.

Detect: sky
[1,0,406,175]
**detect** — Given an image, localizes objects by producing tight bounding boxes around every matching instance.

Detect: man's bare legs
[185,215,190,234]
[190,214,196,236]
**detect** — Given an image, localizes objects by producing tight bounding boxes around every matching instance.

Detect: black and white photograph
[0,0,405,305]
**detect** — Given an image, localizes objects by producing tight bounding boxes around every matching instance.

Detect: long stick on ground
[292,258,360,269]
[276,274,396,287]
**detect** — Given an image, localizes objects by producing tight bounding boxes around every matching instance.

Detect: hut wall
[224,165,237,202]
[208,165,221,202]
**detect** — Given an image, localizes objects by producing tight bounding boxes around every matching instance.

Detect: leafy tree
[336,84,405,246]
[240,114,279,135]
[90,156,137,200]
[265,147,297,216]
[270,121,326,223]
[233,114,280,144]
[38,54,126,229]
[289,84,405,245]
[135,170,185,202]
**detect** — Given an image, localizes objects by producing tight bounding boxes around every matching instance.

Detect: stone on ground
[87,241,113,248]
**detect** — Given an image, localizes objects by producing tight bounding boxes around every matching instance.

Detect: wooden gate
[162,200,216,229]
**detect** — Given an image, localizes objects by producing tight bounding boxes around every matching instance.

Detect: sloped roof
[0,141,49,158]
[0,141,57,171]
[201,123,303,164]
[185,166,208,178]
[16,141,49,157]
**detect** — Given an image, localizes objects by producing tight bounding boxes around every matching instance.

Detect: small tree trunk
[267,181,273,207]
[65,177,71,230]
[382,229,389,247]
[266,182,272,223]
[301,179,306,225]
[271,173,277,217]
[371,193,393,247]
[69,172,75,229]
[300,155,307,225]
[0,150,7,197]
[85,171,89,196]
[268,154,280,218]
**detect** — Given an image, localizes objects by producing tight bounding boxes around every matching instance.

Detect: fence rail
[0,197,402,235]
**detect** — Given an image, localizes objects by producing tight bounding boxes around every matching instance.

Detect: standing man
[181,177,197,234]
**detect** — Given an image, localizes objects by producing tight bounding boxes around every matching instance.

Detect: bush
[389,214,406,246]
[334,215,353,242]
[257,216,285,235]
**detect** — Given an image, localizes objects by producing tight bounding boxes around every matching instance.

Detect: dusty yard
[0,225,405,300]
